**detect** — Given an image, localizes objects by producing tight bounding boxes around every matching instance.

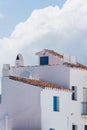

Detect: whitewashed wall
[9,65,70,88]
[1,77,42,130]
[30,65,70,88]
[69,68,87,130]
[2,61,87,130]
[41,89,71,130]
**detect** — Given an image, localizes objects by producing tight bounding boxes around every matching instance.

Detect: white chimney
[3,64,10,77]
[15,54,24,66]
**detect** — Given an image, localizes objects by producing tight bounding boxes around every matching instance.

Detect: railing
[81,102,87,115]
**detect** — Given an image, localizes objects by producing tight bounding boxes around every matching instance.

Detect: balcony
[81,102,87,115]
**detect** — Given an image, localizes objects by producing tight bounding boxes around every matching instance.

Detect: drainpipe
[67,117,69,130]
[5,115,8,130]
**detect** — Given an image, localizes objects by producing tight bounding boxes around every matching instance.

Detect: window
[0,95,1,104]
[83,88,87,102]
[72,125,77,130]
[40,56,49,65]
[16,55,19,60]
[53,96,59,111]
[82,88,87,115]
[85,125,87,130]
[72,86,77,100]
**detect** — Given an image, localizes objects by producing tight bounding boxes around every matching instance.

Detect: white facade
[69,68,87,130]
[1,77,42,130]
[0,49,87,130]
[41,89,71,130]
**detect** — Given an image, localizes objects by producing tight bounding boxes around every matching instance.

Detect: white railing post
[5,115,8,130]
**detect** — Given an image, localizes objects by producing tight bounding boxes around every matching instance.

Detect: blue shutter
[40,56,48,65]
[53,96,59,111]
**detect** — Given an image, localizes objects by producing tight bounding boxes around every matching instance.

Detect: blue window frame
[40,56,49,65]
[53,96,59,111]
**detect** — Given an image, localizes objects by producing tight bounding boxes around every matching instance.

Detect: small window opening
[16,55,19,60]
[72,86,77,100]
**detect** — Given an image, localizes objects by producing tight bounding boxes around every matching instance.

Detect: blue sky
[0,0,66,38]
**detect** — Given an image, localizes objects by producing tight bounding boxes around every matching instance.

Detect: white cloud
[0,0,87,74]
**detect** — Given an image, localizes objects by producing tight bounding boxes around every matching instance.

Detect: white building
[0,49,87,130]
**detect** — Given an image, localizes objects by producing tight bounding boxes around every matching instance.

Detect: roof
[63,62,87,70]
[12,48,87,71]
[36,49,63,58]
[9,76,70,91]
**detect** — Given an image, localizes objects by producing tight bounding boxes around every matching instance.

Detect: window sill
[72,99,77,101]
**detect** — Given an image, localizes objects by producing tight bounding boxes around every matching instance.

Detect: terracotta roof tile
[63,62,87,70]
[36,49,63,58]
[45,49,63,58]
[9,76,70,91]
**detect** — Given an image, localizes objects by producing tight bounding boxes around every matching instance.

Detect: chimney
[2,64,10,77]
[15,54,24,66]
